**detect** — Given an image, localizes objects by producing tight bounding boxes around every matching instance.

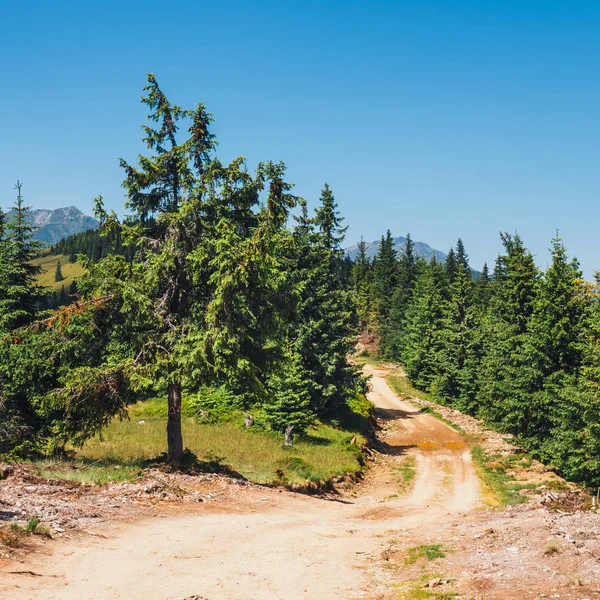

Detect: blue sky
[2,1,599,276]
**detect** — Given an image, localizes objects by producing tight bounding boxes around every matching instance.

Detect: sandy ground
[0,365,481,600]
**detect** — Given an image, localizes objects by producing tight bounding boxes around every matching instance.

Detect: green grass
[470,446,540,506]
[35,395,370,486]
[34,460,144,484]
[405,544,446,565]
[387,374,435,403]
[32,253,85,293]
[9,516,51,538]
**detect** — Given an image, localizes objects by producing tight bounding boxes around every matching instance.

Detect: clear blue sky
[2,1,599,276]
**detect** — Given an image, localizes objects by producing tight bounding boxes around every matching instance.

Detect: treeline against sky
[353,231,600,485]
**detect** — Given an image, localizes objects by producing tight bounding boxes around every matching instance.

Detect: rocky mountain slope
[6,206,98,245]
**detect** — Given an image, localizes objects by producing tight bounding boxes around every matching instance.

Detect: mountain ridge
[6,206,99,245]
[345,236,447,263]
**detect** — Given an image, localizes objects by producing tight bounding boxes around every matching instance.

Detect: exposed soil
[1,364,599,599]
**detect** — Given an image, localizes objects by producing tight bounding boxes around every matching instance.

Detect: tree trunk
[284,425,294,446]
[245,414,254,428]
[167,380,183,464]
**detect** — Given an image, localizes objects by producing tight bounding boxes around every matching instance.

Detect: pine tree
[372,230,397,349]
[351,238,373,333]
[385,234,422,360]
[0,182,45,332]
[473,262,492,308]
[434,240,480,411]
[478,233,539,435]
[54,260,64,282]
[264,353,314,444]
[444,247,458,284]
[402,258,446,390]
[292,185,360,417]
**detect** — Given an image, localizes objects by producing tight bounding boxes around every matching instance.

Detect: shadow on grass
[36,449,247,484]
[145,449,247,480]
[298,434,332,446]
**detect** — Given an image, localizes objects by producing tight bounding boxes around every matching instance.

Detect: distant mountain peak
[345,236,447,263]
[6,206,99,245]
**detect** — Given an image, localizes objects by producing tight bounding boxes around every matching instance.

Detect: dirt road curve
[0,365,480,600]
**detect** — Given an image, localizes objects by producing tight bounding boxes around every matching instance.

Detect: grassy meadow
[36,395,372,487]
[32,253,85,293]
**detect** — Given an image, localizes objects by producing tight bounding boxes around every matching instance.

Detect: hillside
[345,235,447,263]
[7,206,98,245]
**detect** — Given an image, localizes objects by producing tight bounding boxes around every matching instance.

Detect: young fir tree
[433,240,481,411]
[54,260,64,282]
[264,352,314,445]
[402,258,446,390]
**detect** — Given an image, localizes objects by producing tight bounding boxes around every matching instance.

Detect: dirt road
[0,365,480,600]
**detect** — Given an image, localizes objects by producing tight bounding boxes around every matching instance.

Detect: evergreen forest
[353,231,600,485]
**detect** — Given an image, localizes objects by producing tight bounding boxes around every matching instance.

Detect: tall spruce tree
[292,185,359,417]
[351,238,373,333]
[478,233,539,435]
[372,230,397,350]
[0,182,45,332]
[473,262,492,308]
[434,240,480,411]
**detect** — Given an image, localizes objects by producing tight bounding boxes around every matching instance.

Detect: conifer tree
[402,258,446,390]
[385,234,422,360]
[473,262,492,308]
[372,230,397,349]
[291,185,359,417]
[351,238,373,333]
[54,260,64,282]
[434,240,480,410]
[478,233,539,435]
[264,353,314,445]
[518,236,587,442]
[444,247,458,285]
[0,182,45,332]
